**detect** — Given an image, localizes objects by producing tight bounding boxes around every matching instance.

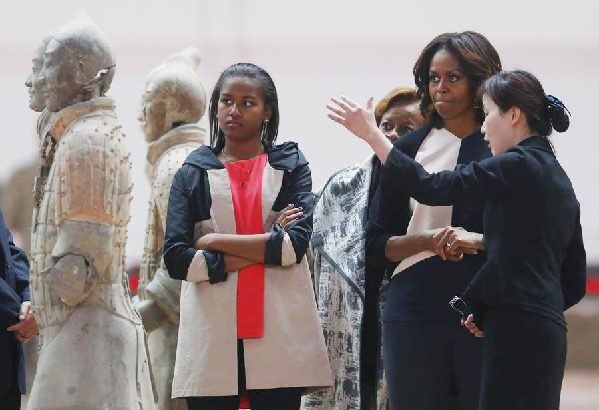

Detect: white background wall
[1,0,597,266]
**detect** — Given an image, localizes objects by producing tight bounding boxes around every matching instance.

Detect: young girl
[328,70,586,410]
[164,63,331,410]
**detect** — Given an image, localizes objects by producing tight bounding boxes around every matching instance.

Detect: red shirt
[224,152,268,339]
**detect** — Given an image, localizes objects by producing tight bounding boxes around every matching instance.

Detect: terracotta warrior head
[25,36,52,113]
[32,15,115,113]
[139,47,207,142]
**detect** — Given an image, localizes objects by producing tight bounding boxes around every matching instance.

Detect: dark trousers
[0,384,21,410]
[479,307,566,410]
[382,321,482,410]
[186,340,303,410]
[359,263,386,410]
[186,388,302,410]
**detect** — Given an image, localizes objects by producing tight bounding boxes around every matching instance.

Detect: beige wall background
[1,0,597,266]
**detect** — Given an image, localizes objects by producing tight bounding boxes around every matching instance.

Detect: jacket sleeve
[8,231,30,303]
[560,207,587,310]
[264,161,314,266]
[382,146,526,206]
[0,277,20,327]
[365,179,411,269]
[163,168,226,284]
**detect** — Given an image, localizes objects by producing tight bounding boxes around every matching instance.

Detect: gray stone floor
[22,298,599,409]
[561,296,599,410]
[561,370,599,410]
[21,372,599,409]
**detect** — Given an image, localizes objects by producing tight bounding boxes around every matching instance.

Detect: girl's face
[378,101,425,142]
[481,94,516,155]
[428,49,473,122]
[217,76,271,143]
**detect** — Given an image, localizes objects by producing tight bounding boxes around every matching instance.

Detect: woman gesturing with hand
[327,32,501,410]
[330,68,586,410]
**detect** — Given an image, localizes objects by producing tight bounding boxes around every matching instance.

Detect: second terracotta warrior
[136,47,207,410]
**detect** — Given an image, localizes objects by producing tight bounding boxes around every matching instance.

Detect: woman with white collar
[328,69,586,410]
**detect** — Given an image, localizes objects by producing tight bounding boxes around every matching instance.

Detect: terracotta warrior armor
[27,16,158,409]
[136,47,206,410]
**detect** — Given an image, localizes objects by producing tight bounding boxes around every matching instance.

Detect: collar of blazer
[393,123,433,158]
[183,141,308,172]
[517,135,555,155]
[393,123,490,159]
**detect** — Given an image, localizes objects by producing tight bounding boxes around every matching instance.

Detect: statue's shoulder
[61,110,123,156]
[152,144,196,189]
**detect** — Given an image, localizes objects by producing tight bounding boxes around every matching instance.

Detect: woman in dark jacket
[327,70,586,410]
[306,87,425,410]
[163,63,331,410]
[0,208,35,410]
[326,32,501,410]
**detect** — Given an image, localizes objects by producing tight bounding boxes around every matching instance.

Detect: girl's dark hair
[482,70,571,136]
[413,31,502,128]
[208,63,280,152]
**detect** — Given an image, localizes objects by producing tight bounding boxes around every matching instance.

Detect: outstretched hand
[327,95,394,164]
[327,96,379,142]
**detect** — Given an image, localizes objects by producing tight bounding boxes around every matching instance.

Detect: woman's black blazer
[378,135,586,324]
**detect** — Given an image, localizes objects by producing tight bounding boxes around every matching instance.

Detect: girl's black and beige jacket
[163,142,332,398]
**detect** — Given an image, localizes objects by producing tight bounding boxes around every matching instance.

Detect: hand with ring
[433,226,484,262]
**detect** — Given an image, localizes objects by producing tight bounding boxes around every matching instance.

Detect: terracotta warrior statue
[136,47,206,410]
[27,16,158,409]
[5,36,54,254]
[10,35,58,398]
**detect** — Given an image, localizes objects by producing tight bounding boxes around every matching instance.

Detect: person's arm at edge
[560,206,586,310]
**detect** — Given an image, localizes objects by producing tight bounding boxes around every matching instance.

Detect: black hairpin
[546,95,571,116]
[546,95,571,132]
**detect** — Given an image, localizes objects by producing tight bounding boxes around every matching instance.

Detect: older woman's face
[378,101,425,142]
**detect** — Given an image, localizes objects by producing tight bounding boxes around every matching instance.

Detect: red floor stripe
[129,275,139,296]
[587,279,599,295]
